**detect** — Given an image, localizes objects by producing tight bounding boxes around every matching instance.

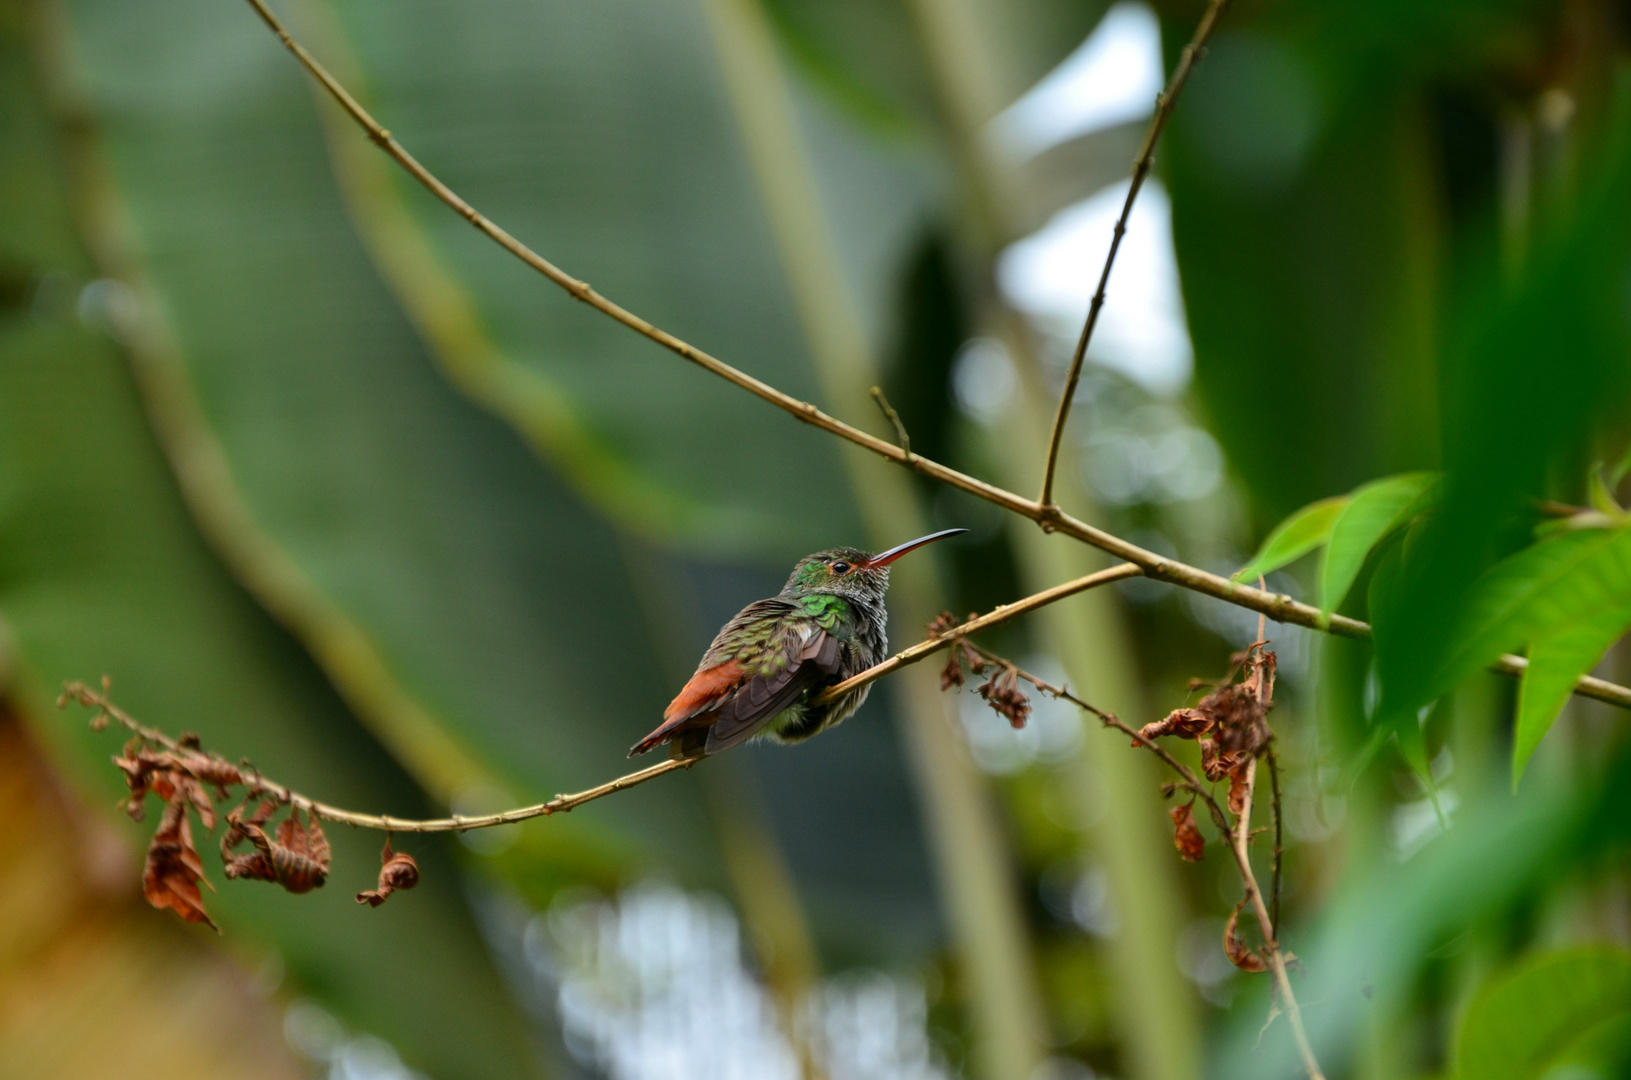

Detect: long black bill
[865,528,968,567]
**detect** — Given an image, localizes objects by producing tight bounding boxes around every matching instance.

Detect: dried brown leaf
[1224,898,1268,972]
[976,669,1031,728]
[222,802,330,893]
[1228,769,1252,816]
[939,651,965,691]
[357,839,420,908]
[143,798,217,930]
[1139,708,1213,742]
[960,640,988,676]
[1169,800,1205,862]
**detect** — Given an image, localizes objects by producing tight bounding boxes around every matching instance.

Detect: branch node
[869,386,912,461]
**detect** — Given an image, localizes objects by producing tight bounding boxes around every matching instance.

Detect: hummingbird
[630,528,967,759]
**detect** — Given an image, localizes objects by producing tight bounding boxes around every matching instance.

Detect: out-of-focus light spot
[1078,407,1221,506]
[529,884,950,1080]
[77,277,139,343]
[998,180,1193,396]
[284,1001,428,1080]
[1176,918,1238,1007]
[1038,860,1117,939]
[951,337,1017,423]
[994,2,1164,159]
[955,657,1083,775]
[285,1000,345,1063]
[1391,789,1459,860]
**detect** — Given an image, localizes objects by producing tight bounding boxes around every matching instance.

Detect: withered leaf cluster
[930,612,1031,728]
[222,800,330,894]
[110,734,401,928]
[1140,650,1276,816]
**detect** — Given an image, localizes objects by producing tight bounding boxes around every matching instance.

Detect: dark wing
[631,599,839,757]
[703,629,841,755]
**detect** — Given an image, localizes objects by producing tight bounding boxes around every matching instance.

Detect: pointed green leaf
[1431,526,1631,703]
[1512,617,1630,787]
[1457,947,1631,1080]
[1610,441,1631,488]
[1319,471,1440,617]
[1233,495,1350,584]
[1587,463,1626,516]
[1394,704,1433,784]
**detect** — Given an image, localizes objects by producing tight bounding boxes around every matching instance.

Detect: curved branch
[1037,0,1231,508]
[64,563,1137,833]
[235,0,1631,716]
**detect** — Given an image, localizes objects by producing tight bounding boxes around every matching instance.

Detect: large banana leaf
[60,0,723,869]
[59,0,942,966]
[319,0,865,554]
[0,19,542,1075]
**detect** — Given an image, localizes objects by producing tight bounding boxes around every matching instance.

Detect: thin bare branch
[869,386,911,460]
[1229,758,1324,1080]
[815,563,1141,705]
[1267,745,1284,935]
[236,0,1631,716]
[61,680,699,831]
[64,563,1138,834]
[1037,0,1231,508]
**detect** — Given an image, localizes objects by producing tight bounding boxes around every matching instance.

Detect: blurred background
[2,0,1630,1078]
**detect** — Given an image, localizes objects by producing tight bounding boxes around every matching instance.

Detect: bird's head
[781,529,966,603]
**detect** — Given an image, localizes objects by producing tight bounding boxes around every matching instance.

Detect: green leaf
[1430,526,1631,704]
[1234,495,1350,583]
[1457,947,1631,1080]
[1588,463,1626,516]
[319,0,866,557]
[1319,471,1440,617]
[1512,617,1630,787]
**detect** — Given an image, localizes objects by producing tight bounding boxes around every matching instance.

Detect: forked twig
[232,0,1631,715]
[1037,0,1231,509]
[869,386,912,460]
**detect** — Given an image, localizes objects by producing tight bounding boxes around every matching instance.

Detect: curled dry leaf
[143,798,217,930]
[1228,770,1252,816]
[940,651,965,691]
[357,838,421,907]
[1224,898,1269,972]
[1139,707,1214,742]
[1143,650,1276,796]
[1169,800,1205,861]
[222,801,331,893]
[976,667,1031,728]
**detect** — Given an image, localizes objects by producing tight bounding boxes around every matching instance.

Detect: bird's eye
[831,561,850,575]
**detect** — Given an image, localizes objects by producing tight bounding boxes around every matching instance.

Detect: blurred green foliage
[2,0,1629,1078]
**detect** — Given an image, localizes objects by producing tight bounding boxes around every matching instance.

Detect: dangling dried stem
[937,641,1325,1080]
